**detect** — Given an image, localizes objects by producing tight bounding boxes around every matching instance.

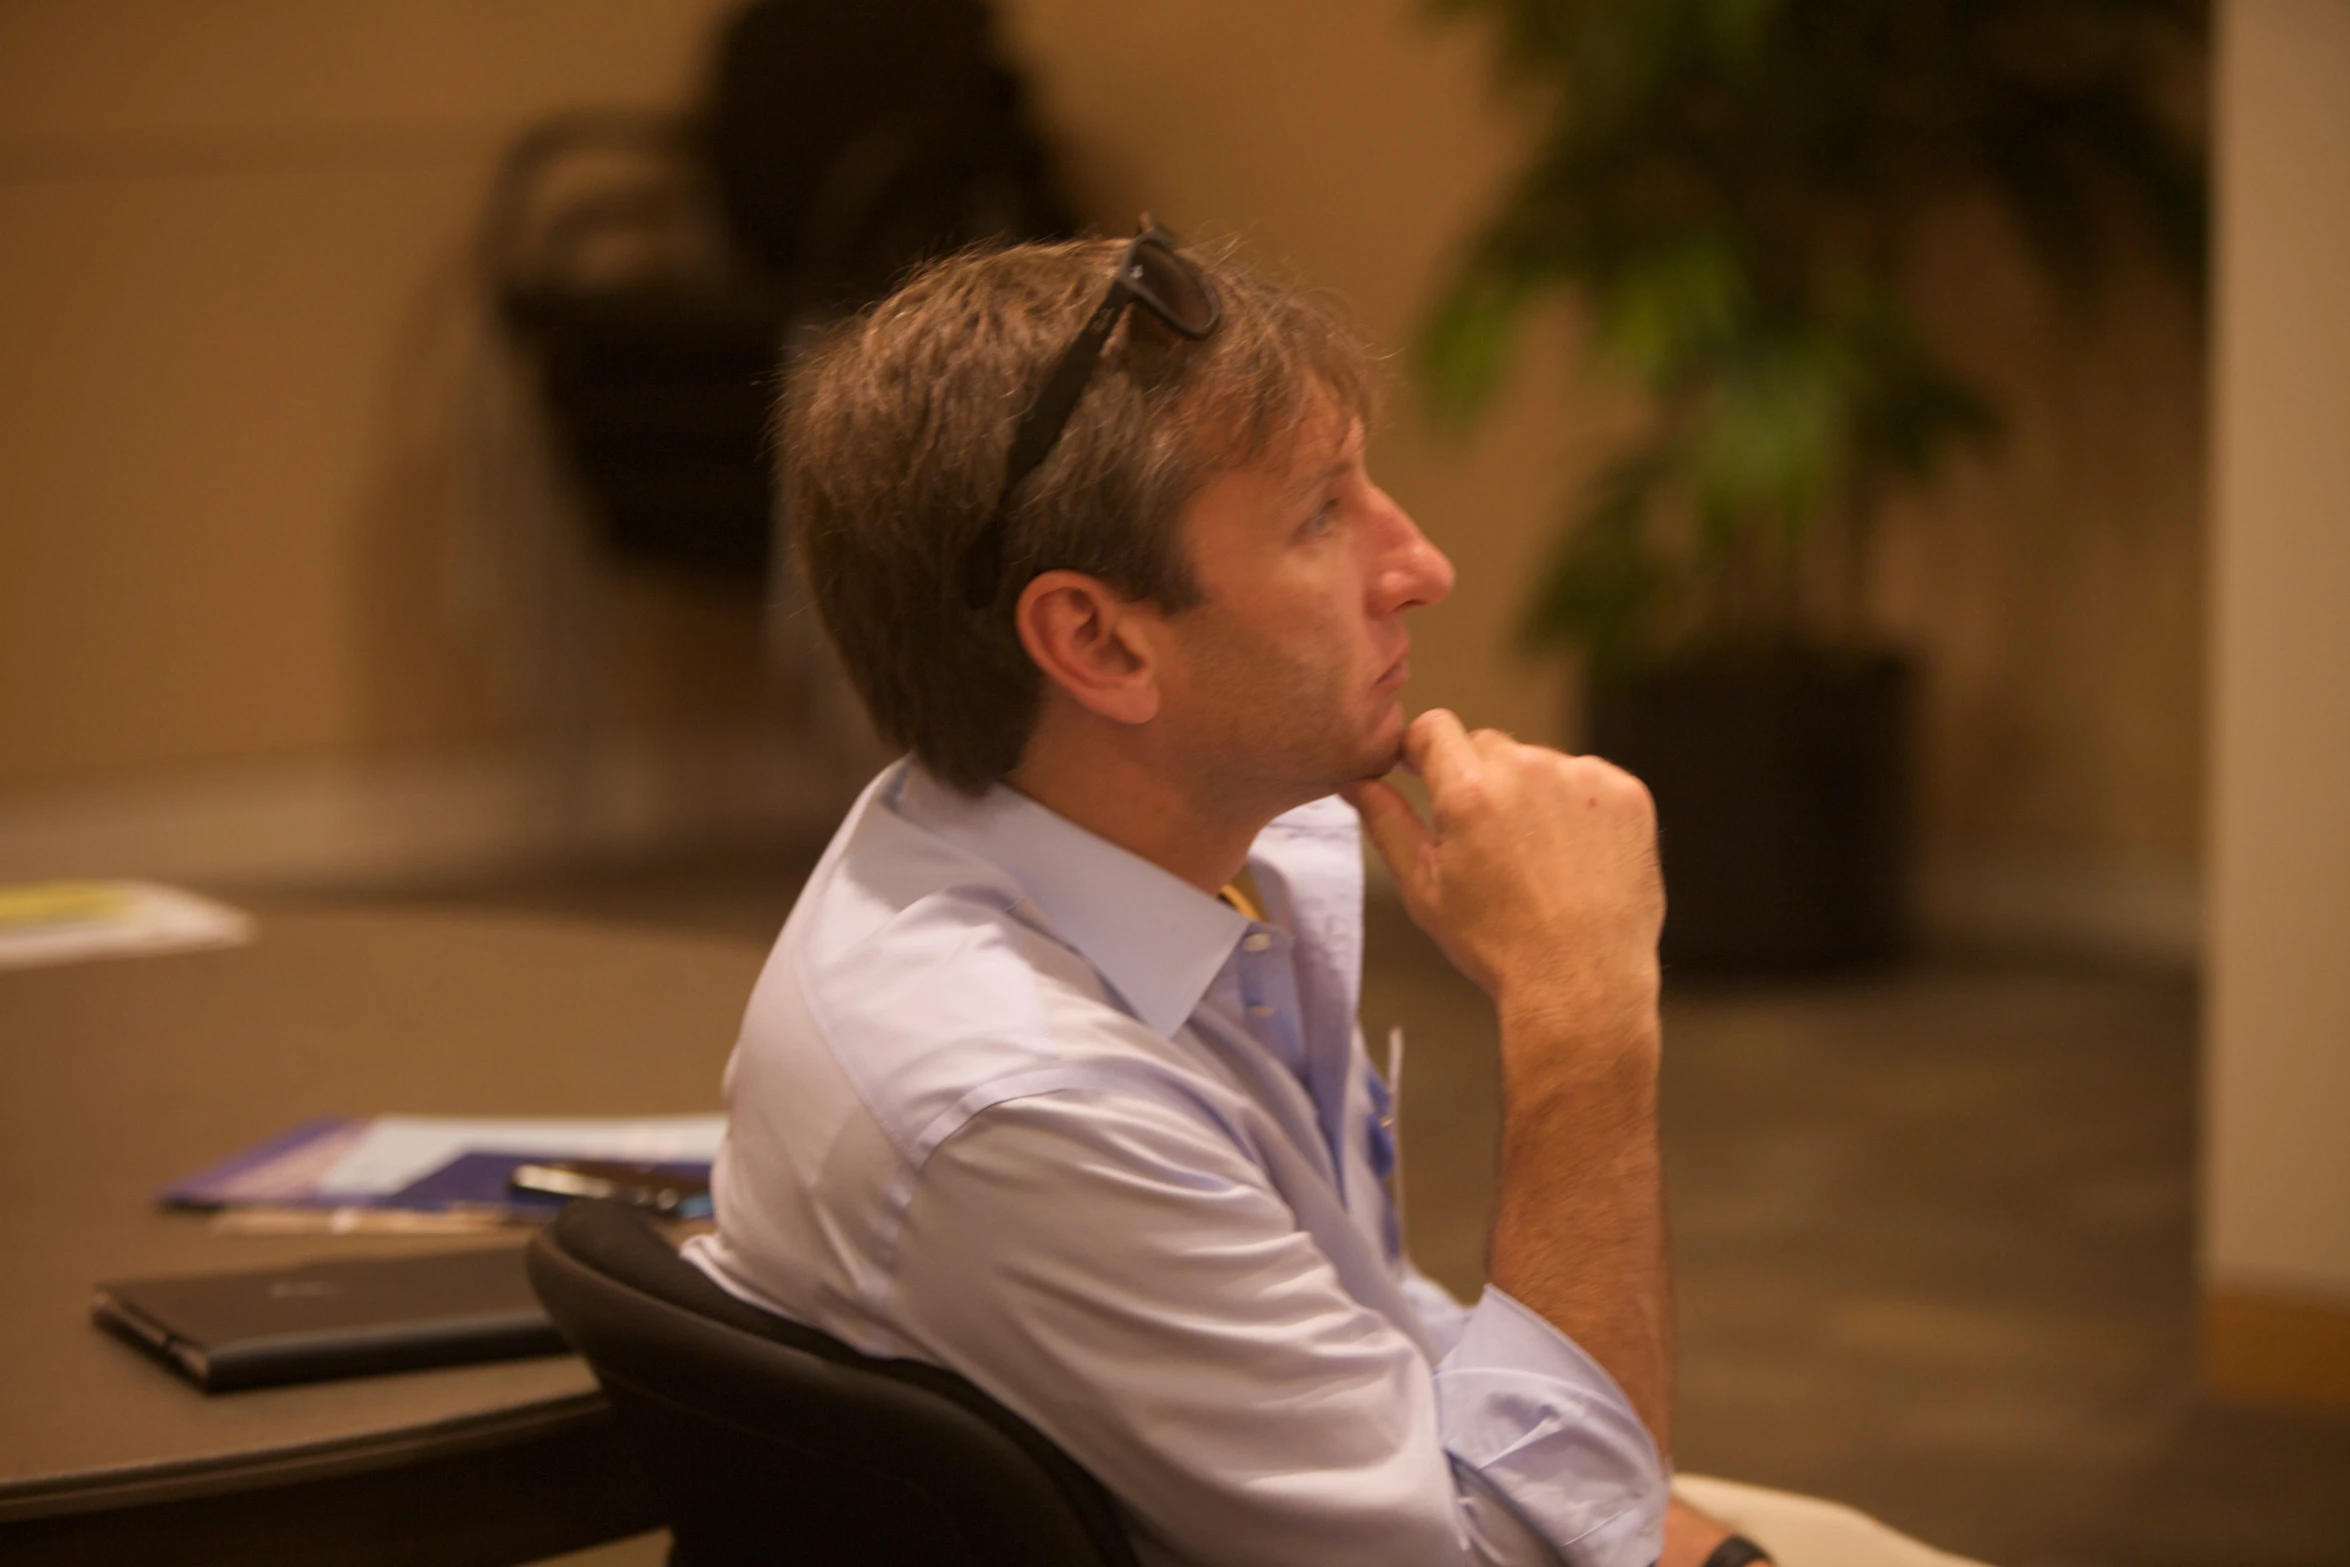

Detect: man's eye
[1303,497,1339,535]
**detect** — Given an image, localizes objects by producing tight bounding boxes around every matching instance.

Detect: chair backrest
[703,0,1069,289]
[527,1199,1138,1567]
[483,0,1072,582]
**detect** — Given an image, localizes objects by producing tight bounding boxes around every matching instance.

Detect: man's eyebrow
[1288,456,1348,499]
[1282,429,1363,502]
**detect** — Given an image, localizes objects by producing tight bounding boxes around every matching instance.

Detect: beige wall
[1884,206,2206,935]
[0,0,762,793]
[2203,0,2350,1310]
[0,0,2208,937]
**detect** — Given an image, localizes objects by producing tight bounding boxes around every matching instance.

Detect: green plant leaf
[1418,0,2205,659]
[1685,330,1852,542]
[1520,445,1676,667]
[1415,268,1536,432]
[1589,236,1751,386]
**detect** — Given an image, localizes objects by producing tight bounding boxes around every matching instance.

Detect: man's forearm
[1344,714,1675,1453]
[1486,995,1672,1451]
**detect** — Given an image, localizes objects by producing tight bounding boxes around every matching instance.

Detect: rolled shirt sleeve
[1438,1288,1672,1567]
[886,1088,1667,1567]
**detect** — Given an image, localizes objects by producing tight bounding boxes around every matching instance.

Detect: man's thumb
[1341,779,1431,889]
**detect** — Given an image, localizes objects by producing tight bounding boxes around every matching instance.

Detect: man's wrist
[1494,953,1658,1026]
[1497,959,1658,1024]
[1495,991,1661,1108]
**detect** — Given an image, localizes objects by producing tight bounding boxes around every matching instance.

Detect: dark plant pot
[1586,647,1914,974]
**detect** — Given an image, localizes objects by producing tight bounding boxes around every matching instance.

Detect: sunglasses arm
[999,280,1135,497]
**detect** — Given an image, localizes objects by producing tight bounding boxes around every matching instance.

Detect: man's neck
[1006,732,1273,898]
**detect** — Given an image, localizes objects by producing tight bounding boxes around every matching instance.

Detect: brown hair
[781,235,1375,793]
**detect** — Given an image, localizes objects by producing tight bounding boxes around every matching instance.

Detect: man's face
[1150,401,1455,808]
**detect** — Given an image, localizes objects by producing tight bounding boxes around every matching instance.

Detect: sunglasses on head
[961,219,1222,609]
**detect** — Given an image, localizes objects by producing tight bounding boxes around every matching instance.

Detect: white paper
[314,1112,727,1196]
[0,880,251,971]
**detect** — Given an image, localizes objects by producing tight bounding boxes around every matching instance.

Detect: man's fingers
[1341,779,1431,886]
[1401,708,1475,782]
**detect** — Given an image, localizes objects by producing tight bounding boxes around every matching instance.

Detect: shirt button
[1242,932,1272,953]
[1247,1003,1276,1019]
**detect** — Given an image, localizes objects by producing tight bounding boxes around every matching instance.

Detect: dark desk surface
[0,906,768,1565]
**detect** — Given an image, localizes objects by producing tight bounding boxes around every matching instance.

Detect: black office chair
[527,1199,1139,1567]
[487,0,1074,581]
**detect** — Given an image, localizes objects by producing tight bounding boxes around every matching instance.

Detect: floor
[385,844,2350,1567]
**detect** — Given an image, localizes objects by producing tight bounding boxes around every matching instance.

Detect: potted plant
[1420,0,2205,969]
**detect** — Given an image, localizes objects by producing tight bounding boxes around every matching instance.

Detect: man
[685,228,1744,1567]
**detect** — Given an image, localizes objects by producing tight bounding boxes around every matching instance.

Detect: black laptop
[93,1246,568,1392]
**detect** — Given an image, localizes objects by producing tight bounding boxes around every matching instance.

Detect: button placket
[1238,927,1300,1030]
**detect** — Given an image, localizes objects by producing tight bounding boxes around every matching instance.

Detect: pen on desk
[209,1206,519,1236]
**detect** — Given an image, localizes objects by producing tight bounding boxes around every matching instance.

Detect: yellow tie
[1218,869,1267,924]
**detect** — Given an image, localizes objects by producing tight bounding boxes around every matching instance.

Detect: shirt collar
[890,764,1250,1038]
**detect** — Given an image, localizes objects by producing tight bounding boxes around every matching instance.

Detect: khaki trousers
[1673,1476,1995,1567]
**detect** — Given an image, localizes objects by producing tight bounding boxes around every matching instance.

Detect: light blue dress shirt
[686,761,1665,1567]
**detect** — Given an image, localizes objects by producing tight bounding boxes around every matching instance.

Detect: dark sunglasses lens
[1129,241,1219,338]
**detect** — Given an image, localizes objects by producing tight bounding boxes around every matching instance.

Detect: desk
[0,906,769,1565]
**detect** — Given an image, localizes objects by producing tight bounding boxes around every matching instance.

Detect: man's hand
[1343,707,1663,1035]
[1345,707,1675,1453]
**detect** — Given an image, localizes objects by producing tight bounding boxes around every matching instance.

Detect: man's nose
[1372,490,1455,612]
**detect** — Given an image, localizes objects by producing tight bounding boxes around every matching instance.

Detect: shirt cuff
[1433,1287,1667,1567]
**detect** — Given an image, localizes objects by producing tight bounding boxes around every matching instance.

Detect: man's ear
[1013,569,1163,726]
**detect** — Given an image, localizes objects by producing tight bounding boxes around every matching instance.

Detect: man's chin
[1342,710,1409,786]
[1356,734,1406,782]
[1253,701,1409,807]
